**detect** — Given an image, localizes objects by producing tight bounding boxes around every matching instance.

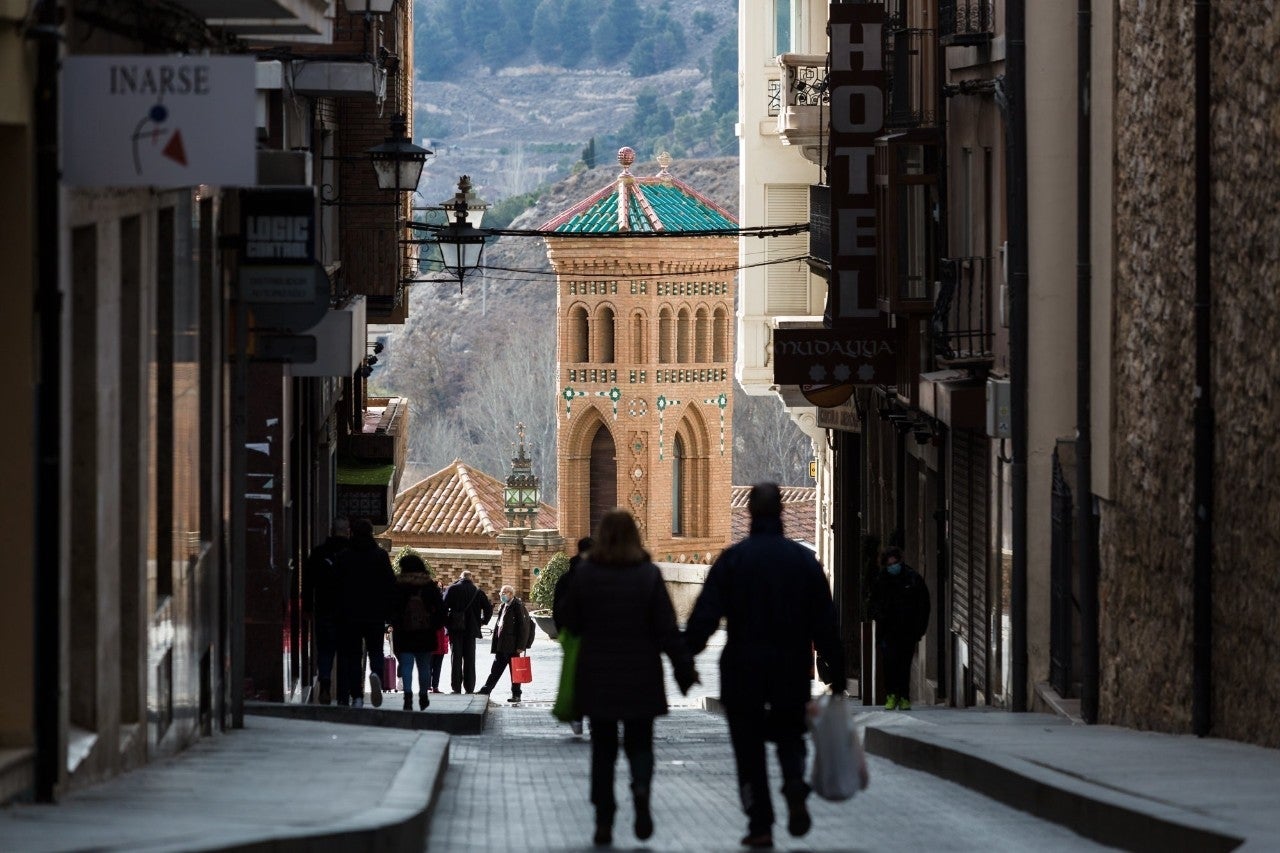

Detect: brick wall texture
[1104,1,1280,745]
[547,234,737,563]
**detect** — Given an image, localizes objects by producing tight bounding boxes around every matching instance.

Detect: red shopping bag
[510,654,533,684]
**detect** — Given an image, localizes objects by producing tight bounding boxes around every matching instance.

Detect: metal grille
[1049,449,1073,696]
[950,429,991,692]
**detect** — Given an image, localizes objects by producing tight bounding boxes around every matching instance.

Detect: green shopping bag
[551,628,581,722]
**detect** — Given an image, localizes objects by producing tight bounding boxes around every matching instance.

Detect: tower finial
[618,146,636,177]
[656,151,673,181]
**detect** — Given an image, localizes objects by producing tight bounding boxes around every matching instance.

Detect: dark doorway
[588,425,617,538]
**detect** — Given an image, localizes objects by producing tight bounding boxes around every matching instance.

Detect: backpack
[403,590,431,632]
[524,609,537,648]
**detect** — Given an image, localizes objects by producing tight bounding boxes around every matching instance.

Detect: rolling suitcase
[383,631,399,691]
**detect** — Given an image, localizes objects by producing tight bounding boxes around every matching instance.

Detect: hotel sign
[62,56,255,187]
[772,324,900,387]
[825,3,886,324]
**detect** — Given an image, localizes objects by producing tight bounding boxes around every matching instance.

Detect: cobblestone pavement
[427,705,1115,852]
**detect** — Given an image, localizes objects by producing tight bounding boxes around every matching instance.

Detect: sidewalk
[247,691,490,734]
[859,704,1280,852]
[0,715,449,853]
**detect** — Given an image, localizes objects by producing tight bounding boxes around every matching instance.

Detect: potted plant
[528,551,569,639]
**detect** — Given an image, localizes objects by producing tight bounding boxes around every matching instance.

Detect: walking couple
[557,483,846,849]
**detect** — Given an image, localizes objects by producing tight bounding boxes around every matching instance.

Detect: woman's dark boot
[593,806,614,846]
[419,691,430,710]
[632,785,653,840]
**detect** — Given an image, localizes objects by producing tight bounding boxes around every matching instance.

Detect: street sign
[772,322,901,387]
[240,189,328,332]
[250,333,317,363]
[62,56,255,187]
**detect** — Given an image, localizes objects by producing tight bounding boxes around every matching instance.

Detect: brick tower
[544,149,738,563]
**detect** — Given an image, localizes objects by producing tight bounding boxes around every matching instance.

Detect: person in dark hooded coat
[390,553,444,711]
[334,518,396,708]
[684,483,845,849]
[560,508,698,847]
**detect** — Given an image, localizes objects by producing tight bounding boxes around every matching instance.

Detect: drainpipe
[1191,0,1212,738]
[33,0,62,801]
[1077,0,1099,725]
[1006,0,1030,712]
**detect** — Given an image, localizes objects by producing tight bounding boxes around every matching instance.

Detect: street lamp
[436,175,488,290]
[367,114,431,193]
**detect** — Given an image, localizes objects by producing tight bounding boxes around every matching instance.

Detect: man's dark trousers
[315,618,337,691]
[451,633,477,693]
[726,702,808,835]
[880,635,914,699]
[480,651,522,698]
[337,620,385,703]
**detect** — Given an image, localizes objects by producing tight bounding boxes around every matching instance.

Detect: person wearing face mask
[477,584,534,702]
[869,545,931,711]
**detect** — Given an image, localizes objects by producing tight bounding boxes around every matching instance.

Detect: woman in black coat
[561,508,698,847]
[391,554,444,711]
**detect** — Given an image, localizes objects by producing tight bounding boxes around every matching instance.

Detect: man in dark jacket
[477,584,534,702]
[869,545,931,711]
[443,571,492,693]
[302,517,348,705]
[685,483,845,849]
[333,518,396,708]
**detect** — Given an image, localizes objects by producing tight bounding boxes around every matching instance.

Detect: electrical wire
[402,252,812,286]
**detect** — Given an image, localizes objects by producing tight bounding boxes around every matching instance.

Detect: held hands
[675,664,701,696]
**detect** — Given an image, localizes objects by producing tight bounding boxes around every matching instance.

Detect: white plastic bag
[808,694,870,801]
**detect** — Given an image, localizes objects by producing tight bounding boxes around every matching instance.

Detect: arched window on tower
[631,311,645,362]
[695,307,710,362]
[597,305,615,363]
[677,307,691,362]
[671,433,685,536]
[569,305,589,363]
[713,306,728,362]
[659,306,674,364]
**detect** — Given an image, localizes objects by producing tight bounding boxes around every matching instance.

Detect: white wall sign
[62,55,255,187]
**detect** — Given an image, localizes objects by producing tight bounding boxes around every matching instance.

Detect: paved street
[428,703,1114,852]
[431,629,1113,851]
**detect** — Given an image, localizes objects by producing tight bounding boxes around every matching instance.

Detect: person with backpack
[443,571,492,693]
[477,584,535,703]
[391,554,445,711]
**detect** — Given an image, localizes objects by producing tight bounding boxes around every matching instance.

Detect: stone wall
[1103,1,1280,746]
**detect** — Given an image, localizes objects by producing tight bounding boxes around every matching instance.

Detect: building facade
[544,150,738,561]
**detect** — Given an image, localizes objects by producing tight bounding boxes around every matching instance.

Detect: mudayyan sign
[62,55,255,187]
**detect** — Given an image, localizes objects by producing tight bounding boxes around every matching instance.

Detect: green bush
[393,545,434,579]
[528,551,569,609]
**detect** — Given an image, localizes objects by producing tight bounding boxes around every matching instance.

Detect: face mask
[887,562,902,576]
[500,594,510,604]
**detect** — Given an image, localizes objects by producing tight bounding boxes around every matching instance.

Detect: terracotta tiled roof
[390,460,557,539]
[729,485,817,543]
[542,149,737,233]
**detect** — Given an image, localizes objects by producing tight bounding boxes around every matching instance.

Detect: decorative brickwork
[545,158,738,561]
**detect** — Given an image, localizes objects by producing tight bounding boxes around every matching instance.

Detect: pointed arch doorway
[588,424,617,538]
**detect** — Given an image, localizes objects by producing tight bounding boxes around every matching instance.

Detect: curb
[246,698,486,735]
[191,732,450,853]
[863,725,1244,853]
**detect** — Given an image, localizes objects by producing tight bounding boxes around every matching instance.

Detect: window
[713,306,729,362]
[765,185,812,314]
[631,311,646,362]
[596,305,615,363]
[677,307,691,362]
[659,306,674,363]
[695,307,710,362]
[774,0,792,56]
[671,433,685,536]
[569,305,589,362]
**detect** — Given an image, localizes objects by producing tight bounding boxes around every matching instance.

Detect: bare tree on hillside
[732,385,814,486]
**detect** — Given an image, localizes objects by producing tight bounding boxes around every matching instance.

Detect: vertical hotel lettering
[826,4,886,323]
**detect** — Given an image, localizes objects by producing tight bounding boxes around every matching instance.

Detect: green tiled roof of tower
[542,148,737,233]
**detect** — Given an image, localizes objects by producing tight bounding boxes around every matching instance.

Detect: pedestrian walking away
[552,535,593,736]
[684,482,846,849]
[390,553,445,710]
[443,570,492,693]
[333,518,396,708]
[869,545,930,711]
[560,508,698,848]
[476,584,535,702]
[301,517,349,705]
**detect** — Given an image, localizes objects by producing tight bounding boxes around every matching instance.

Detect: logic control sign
[62,55,255,187]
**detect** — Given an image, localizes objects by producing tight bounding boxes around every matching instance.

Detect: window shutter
[764,184,811,315]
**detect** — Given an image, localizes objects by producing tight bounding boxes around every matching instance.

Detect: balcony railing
[933,257,995,366]
[885,27,939,129]
[940,0,996,46]
[776,54,829,164]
